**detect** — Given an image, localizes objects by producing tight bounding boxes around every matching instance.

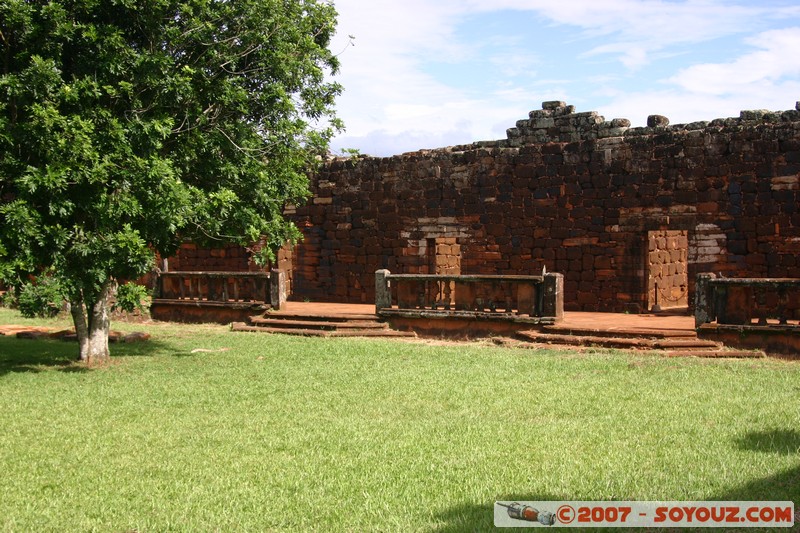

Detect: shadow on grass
[109,338,173,357]
[0,335,171,376]
[0,336,79,375]
[723,429,800,505]
[433,492,565,532]
[735,429,800,455]
[430,431,800,532]
[433,459,800,531]
[710,465,800,505]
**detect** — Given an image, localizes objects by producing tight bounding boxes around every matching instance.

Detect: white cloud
[669,27,800,95]
[328,0,800,156]
[598,84,800,129]
[466,0,780,68]
[329,1,469,136]
[487,53,541,79]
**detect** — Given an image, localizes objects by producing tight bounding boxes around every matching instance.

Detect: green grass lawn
[0,308,798,532]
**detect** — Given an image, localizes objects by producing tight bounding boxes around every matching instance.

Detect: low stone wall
[150,270,287,324]
[694,275,800,355]
[166,241,295,294]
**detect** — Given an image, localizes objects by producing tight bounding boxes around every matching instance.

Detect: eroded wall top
[334,100,800,160]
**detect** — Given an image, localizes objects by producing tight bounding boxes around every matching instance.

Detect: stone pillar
[542,273,564,322]
[516,283,535,316]
[694,273,716,327]
[270,270,287,310]
[455,282,476,311]
[718,285,750,325]
[375,269,392,313]
[152,273,163,299]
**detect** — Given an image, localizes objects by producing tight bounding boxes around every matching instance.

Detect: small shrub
[113,282,150,313]
[1,288,18,309]
[340,147,361,158]
[17,277,66,318]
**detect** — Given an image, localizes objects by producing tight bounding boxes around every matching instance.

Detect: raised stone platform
[151,299,269,324]
[230,301,416,338]
[697,324,800,356]
[232,303,767,357]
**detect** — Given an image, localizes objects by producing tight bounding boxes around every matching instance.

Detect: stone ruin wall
[169,243,253,272]
[286,101,800,313]
[165,241,295,294]
[169,242,293,273]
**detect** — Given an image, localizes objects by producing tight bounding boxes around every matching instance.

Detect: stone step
[543,325,696,340]
[493,337,765,358]
[231,323,416,338]
[248,316,387,330]
[516,331,721,350]
[663,349,766,358]
[262,312,380,323]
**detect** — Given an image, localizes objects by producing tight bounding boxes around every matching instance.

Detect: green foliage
[1,288,17,309]
[16,276,66,318]
[340,147,363,158]
[0,0,342,308]
[112,282,149,313]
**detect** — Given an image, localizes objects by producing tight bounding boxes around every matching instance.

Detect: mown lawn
[0,309,798,532]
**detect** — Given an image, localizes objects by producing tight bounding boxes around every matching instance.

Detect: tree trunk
[70,296,90,361]
[71,281,117,363]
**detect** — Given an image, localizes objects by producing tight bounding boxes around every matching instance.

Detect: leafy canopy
[0,0,342,304]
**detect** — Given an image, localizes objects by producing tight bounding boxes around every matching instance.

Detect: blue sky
[327,0,800,157]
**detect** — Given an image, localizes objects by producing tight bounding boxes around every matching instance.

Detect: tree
[0,0,342,362]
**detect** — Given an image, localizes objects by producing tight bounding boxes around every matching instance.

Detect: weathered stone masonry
[285,101,800,314]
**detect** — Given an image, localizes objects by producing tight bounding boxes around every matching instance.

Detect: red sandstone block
[756,223,775,236]
[566,259,582,273]
[697,201,718,214]
[509,256,524,270]
[484,223,504,237]
[566,247,581,260]
[595,269,616,280]
[576,292,596,305]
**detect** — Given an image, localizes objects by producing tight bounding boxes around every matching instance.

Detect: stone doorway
[426,237,461,275]
[418,237,461,309]
[647,230,689,311]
